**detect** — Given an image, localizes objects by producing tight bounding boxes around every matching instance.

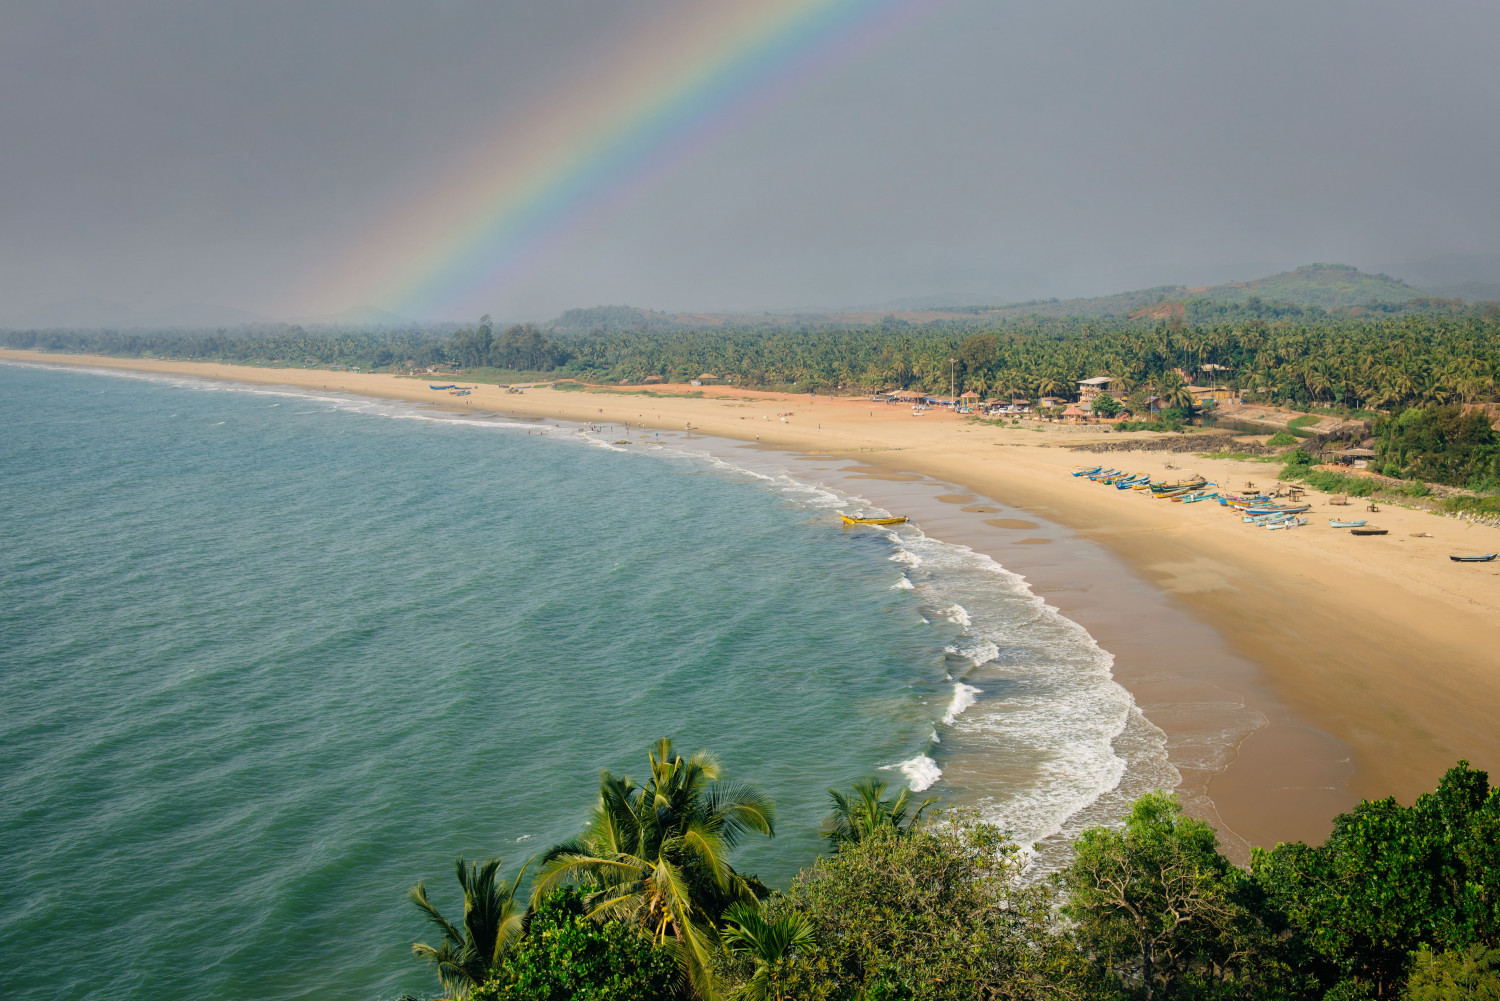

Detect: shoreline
[9,350,1500,849]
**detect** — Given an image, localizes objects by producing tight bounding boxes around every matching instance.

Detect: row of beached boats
[1073,465,1328,533]
[1072,466,1498,557]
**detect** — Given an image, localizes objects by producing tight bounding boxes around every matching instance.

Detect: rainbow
[327,0,942,318]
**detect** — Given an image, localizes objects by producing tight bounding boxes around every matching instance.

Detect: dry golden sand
[11,351,1500,845]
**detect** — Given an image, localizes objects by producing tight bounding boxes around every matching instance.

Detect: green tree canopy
[473,888,680,1001]
[534,738,776,998]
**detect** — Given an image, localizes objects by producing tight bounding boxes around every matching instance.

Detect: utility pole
[949,357,957,403]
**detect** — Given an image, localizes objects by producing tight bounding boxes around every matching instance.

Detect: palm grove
[9,311,1500,412]
[12,312,1499,494]
[400,738,1500,1001]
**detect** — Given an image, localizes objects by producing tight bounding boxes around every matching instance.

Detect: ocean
[0,362,1172,1000]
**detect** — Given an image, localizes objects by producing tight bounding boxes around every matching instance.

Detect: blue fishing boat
[1243,503,1310,517]
[1071,466,1102,477]
[1329,519,1366,528]
[430,384,458,390]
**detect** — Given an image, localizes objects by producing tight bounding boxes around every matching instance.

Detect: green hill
[1187,263,1437,311]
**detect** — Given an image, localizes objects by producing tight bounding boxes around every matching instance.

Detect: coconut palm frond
[705,779,777,846]
[408,856,524,998]
[408,881,465,949]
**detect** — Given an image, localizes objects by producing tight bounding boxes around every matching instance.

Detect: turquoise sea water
[0,362,1173,1000]
[0,364,952,1000]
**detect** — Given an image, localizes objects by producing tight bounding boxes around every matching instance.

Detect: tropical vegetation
[401,742,1500,1001]
[7,308,1500,415]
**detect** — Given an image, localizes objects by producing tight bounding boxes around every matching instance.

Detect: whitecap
[942,683,982,724]
[886,755,942,792]
[943,603,971,628]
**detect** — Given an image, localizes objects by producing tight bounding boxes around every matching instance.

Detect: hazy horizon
[5,0,1500,324]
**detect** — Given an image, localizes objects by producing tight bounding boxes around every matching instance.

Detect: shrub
[1281,467,1378,496]
[1375,405,1500,487]
[1404,945,1500,1001]
[1444,495,1500,518]
[1284,448,1316,467]
[1267,431,1298,446]
[774,816,1070,1000]
[1091,394,1122,418]
[474,889,680,1001]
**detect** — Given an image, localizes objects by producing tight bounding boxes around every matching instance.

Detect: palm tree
[1158,373,1195,414]
[823,777,937,847]
[534,739,776,998]
[409,856,527,998]
[720,903,816,1001]
[1035,375,1063,400]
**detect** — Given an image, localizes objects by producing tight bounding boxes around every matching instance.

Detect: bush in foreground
[409,750,1500,1001]
[472,888,679,1001]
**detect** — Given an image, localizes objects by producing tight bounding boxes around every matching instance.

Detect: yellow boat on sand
[840,514,908,526]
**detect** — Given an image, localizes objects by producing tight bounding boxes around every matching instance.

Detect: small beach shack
[1328,447,1379,469]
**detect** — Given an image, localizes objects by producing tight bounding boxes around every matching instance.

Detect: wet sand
[774,453,1355,858]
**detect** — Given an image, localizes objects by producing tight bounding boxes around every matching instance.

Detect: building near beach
[1077,376,1114,401]
[1186,385,1238,405]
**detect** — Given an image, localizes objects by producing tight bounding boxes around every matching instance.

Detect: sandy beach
[11,349,1499,850]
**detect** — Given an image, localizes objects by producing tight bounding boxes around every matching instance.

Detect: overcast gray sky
[4,0,1499,322]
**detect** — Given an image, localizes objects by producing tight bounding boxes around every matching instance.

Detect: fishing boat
[1150,478,1206,494]
[1450,553,1498,562]
[1071,466,1103,477]
[430,384,458,390]
[1087,469,1122,481]
[1266,517,1308,530]
[1116,475,1149,489]
[1243,503,1311,517]
[1329,519,1367,528]
[1181,491,1219,504]
[1350,527,1388,536]
[840,514,909,526]
[453,389,471,397]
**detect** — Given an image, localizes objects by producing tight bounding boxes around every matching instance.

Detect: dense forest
[8,309,1499,413]
[400,741,1500,1001]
